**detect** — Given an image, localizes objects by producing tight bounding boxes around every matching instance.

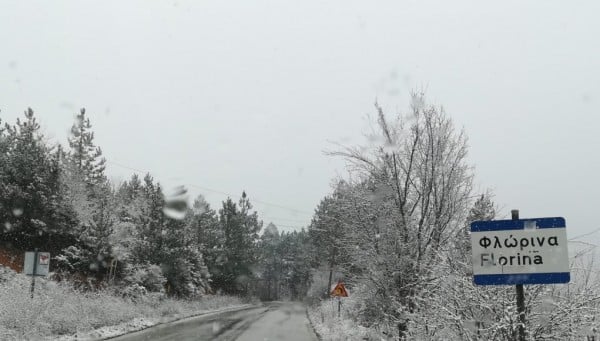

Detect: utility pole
[512,209,526,341]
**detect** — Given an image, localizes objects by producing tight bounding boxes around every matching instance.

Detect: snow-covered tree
[66,108,106,188]
[0,109,77,252]
[255,224,313,301]
[212,192,262,295]
[113,175,212,296]
[280,229,313,300]
[56,110,114,278]
[317,93,474,336]
[308,184,351,297]
[185,195,221,285]
[311,94,600,340]
[258,223,282,300]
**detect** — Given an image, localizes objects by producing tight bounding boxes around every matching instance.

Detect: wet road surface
[107,302,318,341]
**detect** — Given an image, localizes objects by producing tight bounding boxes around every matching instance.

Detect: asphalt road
[108,302,319,341]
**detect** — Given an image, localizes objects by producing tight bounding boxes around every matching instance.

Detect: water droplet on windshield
[163,207,186,220]
[163,185,189,220]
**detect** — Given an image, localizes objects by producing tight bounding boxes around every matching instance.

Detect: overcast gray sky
[1,1,598,238]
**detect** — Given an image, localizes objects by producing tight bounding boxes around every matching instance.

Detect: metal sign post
[330,281,349,318]
[24,250,50,298]
[512,210,526,341]
[30,248,38,299]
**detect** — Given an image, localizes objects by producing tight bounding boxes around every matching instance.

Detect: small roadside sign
[24,251,50,276]
[470,217,569,285]
[331,281,349,317]
[330,282,349,297]
[39,253,50,265]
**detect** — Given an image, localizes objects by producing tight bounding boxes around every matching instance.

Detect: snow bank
[0,267,244,340]
[307,298,386,341]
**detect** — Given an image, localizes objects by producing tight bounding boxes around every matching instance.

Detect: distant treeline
[0,108,312,299]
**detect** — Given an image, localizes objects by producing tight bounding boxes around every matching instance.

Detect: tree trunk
[327,265,333,297]
[327,248,336,297]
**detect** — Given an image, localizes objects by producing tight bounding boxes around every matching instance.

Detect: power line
[185,183,237,197]
[105,159,314,216]
[106,160,148,175]
[185,183,312,215]
[265,223,308,229]
[261,216,311,223]
[569,227,600,241]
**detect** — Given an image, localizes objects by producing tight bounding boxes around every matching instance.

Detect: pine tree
[0,116,11,236]
[108,174,157,288]
[184,195,219,292]
[238,191,262,264]
[63,108,112,251]
[459,193,496,255]
[467,194,496,223]
[213,192,262,295]
[308,183,349,295]
[55,183,115,278]
[161,216,211,297]
[115,174,145,223]
[67,108,106,188]
[56,109,114,278]
[114,174,169,293]
[281,230,313,300]
[115,175,212,296]
[258,223,282,300]
[132,174,167,266]
[254,225,314,301]
[187,195,221,254]
[0,109,77,252]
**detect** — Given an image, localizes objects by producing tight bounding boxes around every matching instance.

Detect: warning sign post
[330,282,348,297]
[330,281,348,318]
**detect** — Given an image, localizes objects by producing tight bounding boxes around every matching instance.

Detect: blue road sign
[470,217,570,285]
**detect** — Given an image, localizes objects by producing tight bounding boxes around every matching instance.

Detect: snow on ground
[0,266,245,341]
[53,317,156,341]
[52,305,252,341]
[307,299,384,341]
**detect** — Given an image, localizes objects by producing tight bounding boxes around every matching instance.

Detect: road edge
[305,303,323,341]
[100,304,261,340]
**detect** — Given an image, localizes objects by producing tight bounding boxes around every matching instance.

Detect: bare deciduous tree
[326,92,474,336]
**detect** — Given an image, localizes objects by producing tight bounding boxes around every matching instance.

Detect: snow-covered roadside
[53,304,253,341]
[306,299,380,341]
[0,267,246,340]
